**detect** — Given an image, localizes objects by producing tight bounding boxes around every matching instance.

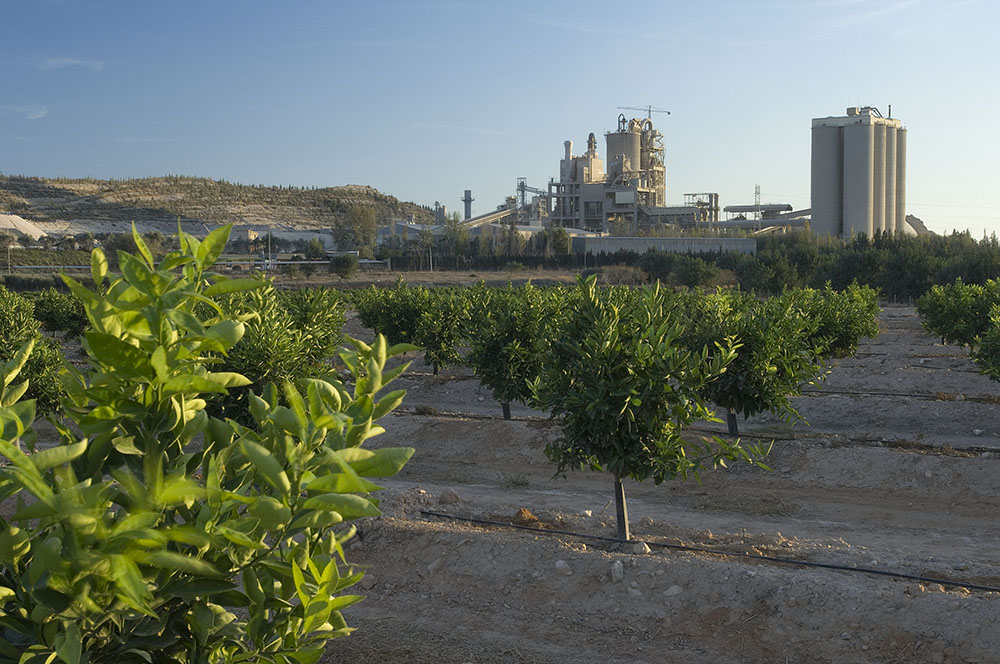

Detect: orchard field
[332,306,1000,664]
[2,235,999,663]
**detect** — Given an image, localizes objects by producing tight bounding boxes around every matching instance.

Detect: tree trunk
[501,401,511,420]
[614,475,630,541]
[432,364,439,376]
[727,408,739,437]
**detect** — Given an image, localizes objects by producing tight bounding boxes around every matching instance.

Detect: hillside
[0,174,433,236]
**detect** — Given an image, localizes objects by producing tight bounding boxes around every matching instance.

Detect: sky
[1,0,997,237]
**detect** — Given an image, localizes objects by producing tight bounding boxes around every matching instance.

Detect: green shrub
[28,287,89,337]
[330,254,359,279]
[0,225,414,662]
[0,285,65,413]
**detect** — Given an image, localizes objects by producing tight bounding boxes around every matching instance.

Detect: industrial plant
[380,105,910,248]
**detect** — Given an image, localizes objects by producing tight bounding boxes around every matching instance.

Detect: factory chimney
[461,190,474,221]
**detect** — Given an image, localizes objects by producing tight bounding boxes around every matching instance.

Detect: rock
[780,467,792,474]
[973,429,985,436]
[438,488,462,504]
[426,558,443,574]
[610,560,625,583]
[628,587,642,597]
[579,509,593,518]
[663,585,683,597]
[633,542,651,555]
[359,574,378,590]
[554,560,573,576]
[924,470,933,478]
[841,632,851,640]
[639,516,654,527]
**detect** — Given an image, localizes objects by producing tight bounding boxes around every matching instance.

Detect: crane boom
[617,105,670,119]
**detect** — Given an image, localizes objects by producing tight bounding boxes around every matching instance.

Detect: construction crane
[617,105,670,119]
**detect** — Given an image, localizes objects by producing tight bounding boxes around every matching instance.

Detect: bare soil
[325,306,1000,664]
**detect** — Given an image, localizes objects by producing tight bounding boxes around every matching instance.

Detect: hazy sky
[1,0,996,236]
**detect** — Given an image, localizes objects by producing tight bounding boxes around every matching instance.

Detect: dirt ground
[323,306,1000,664]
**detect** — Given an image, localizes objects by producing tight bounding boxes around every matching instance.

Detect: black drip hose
[419,510,1000,594]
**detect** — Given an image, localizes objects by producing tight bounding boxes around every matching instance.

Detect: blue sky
[1,0,996,236]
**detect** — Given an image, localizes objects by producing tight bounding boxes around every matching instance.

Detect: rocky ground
[323,306,1000,663]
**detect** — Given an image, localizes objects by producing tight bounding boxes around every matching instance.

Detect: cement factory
[381,106,913,249]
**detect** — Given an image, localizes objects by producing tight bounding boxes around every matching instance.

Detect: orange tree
[531,276,770,540]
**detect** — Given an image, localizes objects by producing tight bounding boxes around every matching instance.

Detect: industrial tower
[811,106,909,238]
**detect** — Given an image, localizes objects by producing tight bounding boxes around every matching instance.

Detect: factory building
[549,115,674,234]
[811,106,911,238]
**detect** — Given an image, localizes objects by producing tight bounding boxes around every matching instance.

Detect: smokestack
[461,190,474,221]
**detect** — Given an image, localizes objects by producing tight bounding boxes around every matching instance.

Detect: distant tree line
[378,228,1000,300]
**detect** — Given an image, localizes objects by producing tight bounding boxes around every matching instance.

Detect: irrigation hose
[419,509,1000,594]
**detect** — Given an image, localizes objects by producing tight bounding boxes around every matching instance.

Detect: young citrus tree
[531,276,770,540]
[0,225,414,663]
[465,283,562,419]
[680,289,829,436]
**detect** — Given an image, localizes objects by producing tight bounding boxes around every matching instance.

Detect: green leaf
[54,622,81,664]
[372,389,406,420]
[306,473,382,495]
[205,372,252,388]
[139,551,222,577]
[239,439,291,495]
[91,247,108,287]
[29,441,87,471]
[216,525,266,550]
[162,375,228,394]
[336,447,414,478]
[196,225,232,268]
[112,435,142,456]
[132,222,155,267]
[301,493,381,518]
[85,332,148,374]
[110,555,155,617]
[248,496,292,530]
[151,345,168,381]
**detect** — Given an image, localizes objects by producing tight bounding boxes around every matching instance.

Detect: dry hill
[0,174,433,236]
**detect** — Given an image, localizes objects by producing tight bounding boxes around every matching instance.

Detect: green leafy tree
[465,283,562,419]
[0,224,414,662]
[330,254,359,279]
[680,289,828,436]
[531,276,769,540]
[415,289,470,375]
[304,237,327,261]
[0,285,65,412]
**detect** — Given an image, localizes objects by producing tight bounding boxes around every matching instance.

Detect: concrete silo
[811,107,909,238]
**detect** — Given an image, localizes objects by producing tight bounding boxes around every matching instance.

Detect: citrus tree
[465,283,563,419]
[531,276,770,540]
[0,225,414,663]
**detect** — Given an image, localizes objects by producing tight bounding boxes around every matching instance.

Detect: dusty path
[327,306,1000,663]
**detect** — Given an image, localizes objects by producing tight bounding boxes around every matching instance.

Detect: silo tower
[811,106,909,238]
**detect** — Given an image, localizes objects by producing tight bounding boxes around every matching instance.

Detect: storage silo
[842,121,875,237]
[895,127,907,233]
[811,107,907,238]
[605,118,642,176]
[885,125,897,232]
[873,124,886,234]
[810,124,844,236]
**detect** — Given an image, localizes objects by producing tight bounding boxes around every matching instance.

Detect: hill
[0,174,433,236]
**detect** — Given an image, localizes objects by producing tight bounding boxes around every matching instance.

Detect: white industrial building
[811,106,912,238]
[547,115,716,233]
